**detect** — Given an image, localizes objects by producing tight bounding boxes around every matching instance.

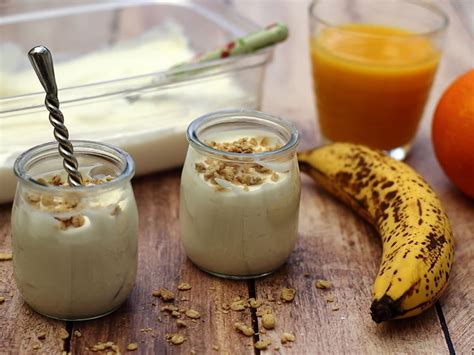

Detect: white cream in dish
[11,170,138,320]
[0,22,250,203]
[180,130,300,278]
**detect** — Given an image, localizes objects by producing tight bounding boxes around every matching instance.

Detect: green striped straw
[173,22,289,70]
[126,23,288,101]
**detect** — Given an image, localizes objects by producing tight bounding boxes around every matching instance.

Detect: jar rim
[186,109,299,159]
[308,0,449,39]
[13,140,135,192]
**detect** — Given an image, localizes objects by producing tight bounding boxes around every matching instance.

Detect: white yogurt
[11,170,138,320]
[180,130,300,278]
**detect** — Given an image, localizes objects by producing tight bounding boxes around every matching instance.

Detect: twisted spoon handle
[28,46,82,187]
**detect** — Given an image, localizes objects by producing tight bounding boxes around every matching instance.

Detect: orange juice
[310,24,440,150]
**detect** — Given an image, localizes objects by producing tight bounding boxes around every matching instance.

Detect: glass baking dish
[0,0,273,203]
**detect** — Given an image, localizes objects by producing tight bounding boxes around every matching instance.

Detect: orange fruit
[432,69,474,198]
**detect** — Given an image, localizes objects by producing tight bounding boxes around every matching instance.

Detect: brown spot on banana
[297,143,454,322]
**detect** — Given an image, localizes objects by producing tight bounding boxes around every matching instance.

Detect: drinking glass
[309,0,448,159]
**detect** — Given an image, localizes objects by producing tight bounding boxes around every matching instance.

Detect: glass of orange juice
[309,0,448,159]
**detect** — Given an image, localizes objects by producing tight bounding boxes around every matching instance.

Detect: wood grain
[0,0,472,354]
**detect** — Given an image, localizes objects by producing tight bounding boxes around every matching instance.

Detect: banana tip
[370,296,402,323]
[370,301,392,323]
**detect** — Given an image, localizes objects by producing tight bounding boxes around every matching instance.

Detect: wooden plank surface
[234,0,474,353]
[0,0,473,354]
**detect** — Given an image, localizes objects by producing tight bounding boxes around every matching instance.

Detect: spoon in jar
[28,45,83,187]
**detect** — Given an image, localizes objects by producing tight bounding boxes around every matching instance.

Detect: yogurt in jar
[11,141,138,320]
[180,111,300,279]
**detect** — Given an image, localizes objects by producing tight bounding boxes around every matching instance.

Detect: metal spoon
[28,45,83,187]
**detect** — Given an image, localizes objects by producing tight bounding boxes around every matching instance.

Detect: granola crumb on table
[249,298,263,309]
[230,299,247,311]
[161,304,178,314]
[127,343,138,351]
[280,287,296,302]
[165,333,186,345]
[185,309,201,319]
[90,341,120,352]
[281,332,296,344]
[131,285,301,350]
[255,338,272,350]
[176,319,187,328]
[234,322,254,337]
[58,328,69,340]
[262,313,276,330]
[256,306,273,317]
[325,294,335,303]
[73,330,82,338]
[315,279,332,290]
[0,253,13,261]
[152,288,174,302]
[177,282,192,291]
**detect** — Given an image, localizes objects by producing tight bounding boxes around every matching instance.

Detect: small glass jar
[11,140,138,321]
[180,110,300,279]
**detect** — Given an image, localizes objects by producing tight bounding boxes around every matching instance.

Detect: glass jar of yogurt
[180,110,300,279]
[11,141,138,320]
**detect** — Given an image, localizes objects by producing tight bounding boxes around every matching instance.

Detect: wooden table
[1,0,473,353]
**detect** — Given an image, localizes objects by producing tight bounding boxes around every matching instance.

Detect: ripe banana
[298,143,454,323]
